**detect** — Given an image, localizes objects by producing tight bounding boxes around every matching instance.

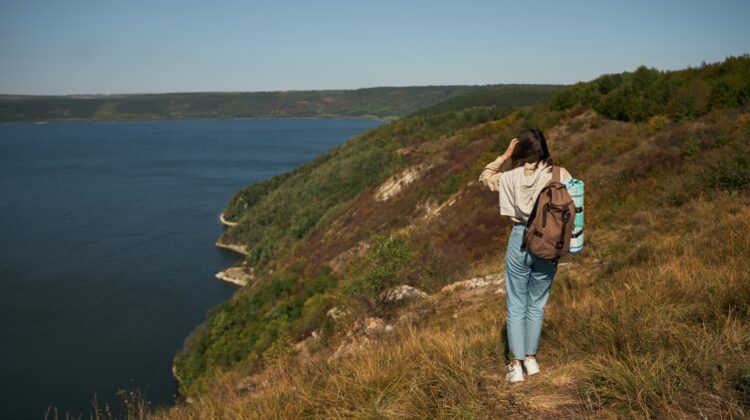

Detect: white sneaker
[523,357,540,376]
[505,363,524,383]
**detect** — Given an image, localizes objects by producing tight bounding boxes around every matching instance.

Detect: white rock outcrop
[380,285,428,303]
[374,164,429,201]
[214,240,249,255]
[219,212,238,227]
[329,317,394,362]
[214,265,254,287]
[440,273,505,295]
[326,307,347,321]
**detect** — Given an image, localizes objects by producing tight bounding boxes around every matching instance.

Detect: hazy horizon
[0,82,563,97]
[1,0,748,96]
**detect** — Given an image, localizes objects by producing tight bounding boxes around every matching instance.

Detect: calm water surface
[0,118,381,419]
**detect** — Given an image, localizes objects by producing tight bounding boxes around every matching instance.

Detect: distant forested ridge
[0,85,564,122]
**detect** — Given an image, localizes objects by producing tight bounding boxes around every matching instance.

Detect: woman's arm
[478,138,517,192]
[478,155,507,192]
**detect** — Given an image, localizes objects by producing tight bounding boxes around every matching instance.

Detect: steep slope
[0,84,562,122]
[166,55,750,418]
[216,85,568,268]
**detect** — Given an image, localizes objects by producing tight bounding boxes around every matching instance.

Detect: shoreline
[0,115,392,125]
[214,240,248,256]
[214,268,251,287]
[172,116,380,397]
[219,213,237,227]
[172,241,251,392]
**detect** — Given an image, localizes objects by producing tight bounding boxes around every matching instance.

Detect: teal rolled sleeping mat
[563,178,584,253]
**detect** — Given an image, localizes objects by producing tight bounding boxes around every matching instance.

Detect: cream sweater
[479,156,572,224]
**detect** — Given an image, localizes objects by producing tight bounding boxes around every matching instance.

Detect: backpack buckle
[556,240,564,249]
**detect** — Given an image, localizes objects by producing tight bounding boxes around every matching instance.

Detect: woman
[478,128,572,383]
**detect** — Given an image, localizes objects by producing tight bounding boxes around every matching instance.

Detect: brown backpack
[521,165,576,265]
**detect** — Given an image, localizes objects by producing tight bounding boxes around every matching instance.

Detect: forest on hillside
[0,85,563,122]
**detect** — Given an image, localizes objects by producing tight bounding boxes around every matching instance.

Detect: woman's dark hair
[510,128,553,171]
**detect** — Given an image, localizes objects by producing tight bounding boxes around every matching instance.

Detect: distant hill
[0,85,563,122]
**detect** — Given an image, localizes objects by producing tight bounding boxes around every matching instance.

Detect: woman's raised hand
[502,138,518,160]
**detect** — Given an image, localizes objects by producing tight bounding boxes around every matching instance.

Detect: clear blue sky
[1,0,748,95]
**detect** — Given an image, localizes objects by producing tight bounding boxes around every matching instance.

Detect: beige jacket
[479,155,572,224]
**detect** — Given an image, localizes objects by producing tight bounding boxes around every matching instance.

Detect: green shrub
[682,135,700,157]
[441,173,463,200]
[646,115,671,133]
[736,370,750,409]
[549,55,750,123]
[701,142,750,192]
[292,293,336,339]
[344,233,417,309]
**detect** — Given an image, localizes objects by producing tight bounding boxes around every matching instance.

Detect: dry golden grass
[139,193,750,420]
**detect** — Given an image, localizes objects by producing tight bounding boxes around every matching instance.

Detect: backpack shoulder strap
[552,165,560,183]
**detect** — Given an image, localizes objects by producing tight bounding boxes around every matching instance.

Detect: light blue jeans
[505,223,557,361]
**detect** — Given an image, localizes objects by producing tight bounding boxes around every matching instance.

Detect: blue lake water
[0,118,381,419]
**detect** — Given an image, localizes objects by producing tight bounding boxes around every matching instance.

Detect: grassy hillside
[217,85,565,268]
[0,85,562,123]
[156,55,750,418]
